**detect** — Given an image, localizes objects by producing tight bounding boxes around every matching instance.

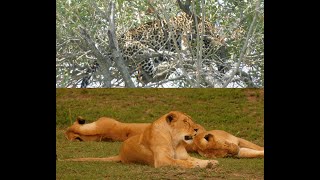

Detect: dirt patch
[244,89,264,103]
[231,172,263,180]
[143,167,226,180]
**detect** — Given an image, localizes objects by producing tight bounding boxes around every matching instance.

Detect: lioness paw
[194,160,210,168]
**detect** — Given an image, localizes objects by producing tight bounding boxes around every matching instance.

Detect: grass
[56,88,264,179]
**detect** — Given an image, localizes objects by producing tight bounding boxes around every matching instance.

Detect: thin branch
[78,26,112,87]
[107,1,135,87]
[143,75,185,87]
[191,0,206,87]
[91,1,109,23]
[177,0,192,16]
[160,9,195,87]
[222,0,261,88]
[236,70,257,88]
[191,0,200,87]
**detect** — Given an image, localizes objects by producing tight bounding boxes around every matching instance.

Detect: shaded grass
[56,88,264,179]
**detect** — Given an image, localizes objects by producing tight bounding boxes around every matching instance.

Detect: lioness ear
[166,113,175,124]
[204,134,214,141]
[76,116,86,124]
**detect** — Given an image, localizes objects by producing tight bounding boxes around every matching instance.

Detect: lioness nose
[194,129,198,132]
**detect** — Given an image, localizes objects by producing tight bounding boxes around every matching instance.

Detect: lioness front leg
[174,144,218,168]
[188,156,219,168]
[154,157,192,168]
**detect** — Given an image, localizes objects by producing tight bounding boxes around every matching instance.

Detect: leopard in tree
[81,12,228,87]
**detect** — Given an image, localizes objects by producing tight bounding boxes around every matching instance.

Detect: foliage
[56,0,264,87]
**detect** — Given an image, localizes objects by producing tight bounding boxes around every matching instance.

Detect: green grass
[56,88,264,179]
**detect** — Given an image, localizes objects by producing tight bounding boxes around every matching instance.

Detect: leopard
[119,12,227,84]
[81,12,227,87]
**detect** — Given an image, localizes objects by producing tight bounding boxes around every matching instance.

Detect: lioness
[65,116,150,142]
[190,130,264,158]
[65,111,218,168]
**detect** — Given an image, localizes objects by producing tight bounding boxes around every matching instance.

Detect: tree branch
[222,0,261,88]
[236,70,257,88]
[160,9,195,87]
[143,75,185,87]
[107,1,135,87]
[78,26,112,87]
[177,0,192,16]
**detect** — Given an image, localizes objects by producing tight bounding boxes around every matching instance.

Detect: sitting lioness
[65,116,150,142]
[65,111,218,168]
[190,130,264,158]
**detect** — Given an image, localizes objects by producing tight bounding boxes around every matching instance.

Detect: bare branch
[222,0,261,88]
[107,1,135,87]
[177,0,192,16]
[159,8,195,87]
[78,26,112,87]
[236,70,257,88]
[143,75,185,87]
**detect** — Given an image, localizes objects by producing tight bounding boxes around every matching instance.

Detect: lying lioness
[65,115,263,159]
[65,116,150,142]
[190,130,264,158]
[65,116,205,143]
[65,111,218,168]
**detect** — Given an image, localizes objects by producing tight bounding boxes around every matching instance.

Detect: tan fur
[65,116,150,142]
[185,123,207,152]
[192,130,264,158]
[65,111,218,168]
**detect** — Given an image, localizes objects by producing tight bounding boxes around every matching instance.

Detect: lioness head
[65,116,88,141]
[164,111,199,145]
[193,132,239,154]
[193,132,216,150]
